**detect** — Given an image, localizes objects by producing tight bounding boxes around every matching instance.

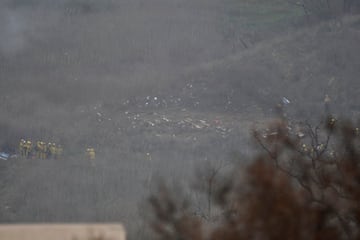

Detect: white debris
[267,131,278,136]
[0,152,9,160]
[297,131,305,138]
[199,120,210,127]
[146,121,155,127]
[184,118,192,124]
[162,117,170,122]
[282,97,290,105]
[216,126,227,132]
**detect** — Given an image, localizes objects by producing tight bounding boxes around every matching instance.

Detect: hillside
[177,15,360,119]
[0,1,359,239]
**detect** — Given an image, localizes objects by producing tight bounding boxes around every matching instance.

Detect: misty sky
[0,0,227,72]
[0,0,248,107]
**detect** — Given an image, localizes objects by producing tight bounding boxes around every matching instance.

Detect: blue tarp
[0,152,10,160]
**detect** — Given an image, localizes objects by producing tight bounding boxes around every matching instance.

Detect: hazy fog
[1,0,359,239]
[1,0,226,96]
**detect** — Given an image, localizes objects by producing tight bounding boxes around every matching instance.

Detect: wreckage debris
[0,152,10,160]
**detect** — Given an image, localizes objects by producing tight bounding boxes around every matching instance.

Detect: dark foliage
[147,116,360,239]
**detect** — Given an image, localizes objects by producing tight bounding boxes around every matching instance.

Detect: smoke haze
[0,0,359,239]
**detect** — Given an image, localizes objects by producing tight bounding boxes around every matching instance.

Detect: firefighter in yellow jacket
[41,142,47,159]
[36,141,47,159]
[86,148,96,160]
[24,140,32,159]
[36,141,42,159]
[55,144,63,159]
[49,143,56,159]
[19,139,26,157]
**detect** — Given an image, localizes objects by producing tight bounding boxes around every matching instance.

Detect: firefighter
[36,141,46,159]
[52,143,57,159]
[49,143,56,159]
[46,142,51,159]
[24,140,32,159]
[55,144,63,159]
[89,148,95,160]
[36,141,42,159]
[40,142,47,159]
[19,139,26,157]
[86,148,96,160]
[86,147,96,167]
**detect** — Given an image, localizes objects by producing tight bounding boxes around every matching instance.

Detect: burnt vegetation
[148,116,360,239]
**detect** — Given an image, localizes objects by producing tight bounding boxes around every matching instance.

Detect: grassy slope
[180,15,360,120]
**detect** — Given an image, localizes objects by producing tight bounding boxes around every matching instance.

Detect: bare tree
[147,116,360,240]
[248,116,360,239]
[192,160,230,221]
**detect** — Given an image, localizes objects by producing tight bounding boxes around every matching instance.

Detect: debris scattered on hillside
[120,111,235,138]
[0,152,10,160]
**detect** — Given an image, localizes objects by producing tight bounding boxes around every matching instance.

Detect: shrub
[147,116,360,239]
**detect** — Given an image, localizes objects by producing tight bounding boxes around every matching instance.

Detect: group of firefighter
[19,139,96,160]
[19,139,63,160]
